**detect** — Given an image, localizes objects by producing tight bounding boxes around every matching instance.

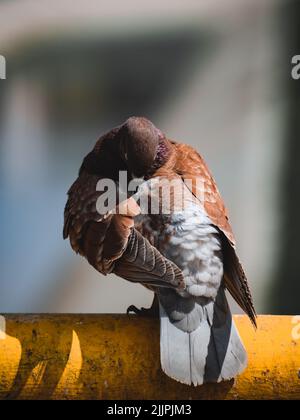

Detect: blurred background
[0,0,299,314]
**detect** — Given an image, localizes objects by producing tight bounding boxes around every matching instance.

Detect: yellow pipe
[0,315,299,400]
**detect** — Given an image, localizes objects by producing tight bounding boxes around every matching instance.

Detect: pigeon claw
[126,303,158,318]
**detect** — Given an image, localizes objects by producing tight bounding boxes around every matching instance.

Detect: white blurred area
[0,0,284,313]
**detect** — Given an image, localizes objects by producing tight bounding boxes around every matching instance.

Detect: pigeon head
[119,116,171,179]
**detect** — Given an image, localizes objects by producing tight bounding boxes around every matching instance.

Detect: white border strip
[0,316,6,340]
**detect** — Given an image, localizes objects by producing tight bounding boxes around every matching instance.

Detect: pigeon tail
[159,288,247,386]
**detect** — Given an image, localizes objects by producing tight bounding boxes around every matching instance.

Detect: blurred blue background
[0,0,298,314]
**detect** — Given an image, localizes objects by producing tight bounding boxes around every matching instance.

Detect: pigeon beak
[131,174,144,182]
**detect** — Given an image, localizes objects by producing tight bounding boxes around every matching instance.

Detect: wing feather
[114,229,185,290]
[64,171,185,289]
[156,141,256,325]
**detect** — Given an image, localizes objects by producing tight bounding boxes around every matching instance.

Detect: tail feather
[160,304,195,385]
[159,288,247,386]
[204,310,247,383]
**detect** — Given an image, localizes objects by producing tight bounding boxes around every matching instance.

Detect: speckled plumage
[159,205,223,300]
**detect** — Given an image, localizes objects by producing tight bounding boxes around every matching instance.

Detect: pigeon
[63,116,256,386]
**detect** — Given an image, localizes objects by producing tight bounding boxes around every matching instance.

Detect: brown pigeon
[64,117,256,385]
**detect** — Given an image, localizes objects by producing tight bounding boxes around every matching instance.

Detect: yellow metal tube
[0,315,299,400]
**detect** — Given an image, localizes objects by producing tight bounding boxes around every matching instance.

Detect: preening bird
[63,117,256,386]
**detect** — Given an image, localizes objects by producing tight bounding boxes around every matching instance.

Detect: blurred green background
[0,0,299,314]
